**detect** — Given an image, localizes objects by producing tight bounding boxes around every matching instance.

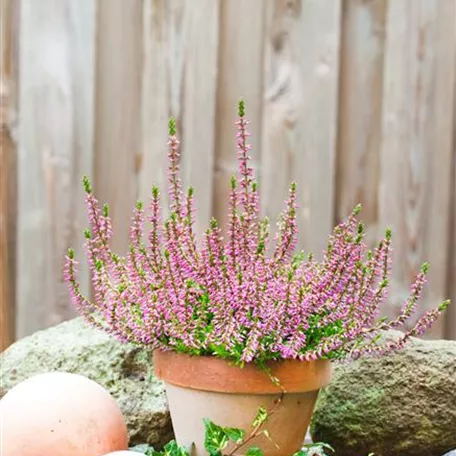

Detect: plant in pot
[65,101,450,456]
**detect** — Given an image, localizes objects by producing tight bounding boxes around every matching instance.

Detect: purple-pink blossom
[65,101,450,364]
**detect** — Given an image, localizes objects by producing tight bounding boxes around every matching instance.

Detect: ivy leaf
[252,406,268,428]
[314,442,334,453]
[297,442,335,456]
[203,419,229,454]
[245,447,264,456]
[224,427,245,443]
[145,440,189,456]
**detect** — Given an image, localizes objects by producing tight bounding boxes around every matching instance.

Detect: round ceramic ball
[0,372,129,456]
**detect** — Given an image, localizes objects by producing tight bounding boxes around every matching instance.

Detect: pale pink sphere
[0,372,129,456]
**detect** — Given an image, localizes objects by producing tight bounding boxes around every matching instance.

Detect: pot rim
[153,350,332,394]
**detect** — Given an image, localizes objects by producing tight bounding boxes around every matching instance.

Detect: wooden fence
[1,0,455,350]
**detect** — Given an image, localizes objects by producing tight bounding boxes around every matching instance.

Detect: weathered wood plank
[379,0,456,337]
[140,0,219,237]
[0,0,19,350]
[261,0,301,235]
[446,42,456,340]
[213,0,266,232]
[0,111,15,350]
[335,0,387,245]
[94,0,142,253]
[17,0,96,337]
[447,139,456,339]
[0,126,16,351]
[0,118,15,350]
[262,0,342,257]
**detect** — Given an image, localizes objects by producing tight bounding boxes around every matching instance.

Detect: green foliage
[304,315,344,355]
[224,427,245,444]
[295,442,335,456]
[152,185,160,198]
[238,99,245,117]
[82,175,92,193]
[142,406,374,456]
[252,406,268,429]
[385,226,392,240]
[169,117,177,136]
[204,418,245,455]
[291,251,306,269]
[439,299,451,311]
[143,416,374,456]
[245,448,263,456]
[145,409,264,456]
[145,440,189,456]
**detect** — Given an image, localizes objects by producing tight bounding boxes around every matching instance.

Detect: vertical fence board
[17,0,96,337]
[66,0,97,305]
[213,0,266,231]
[0,117,15,349]
[446,43,456,340]
[140,0,219,237]
[94,0,142,253]
[140,0,169,217]
[261,0,303,232]
[180,1,219,236]
[294,0,341,256]
[447,143,456,339]
[379,0,456,337]
[262,0,341,256]
[0,0,19,350]
[335,0,386,244]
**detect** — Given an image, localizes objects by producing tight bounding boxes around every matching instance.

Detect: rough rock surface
[0,318,173,448]
[311,332,456,456]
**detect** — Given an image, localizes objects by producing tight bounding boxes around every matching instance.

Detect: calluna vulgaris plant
[65,101,450,366]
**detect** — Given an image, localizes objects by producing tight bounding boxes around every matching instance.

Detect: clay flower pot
[154,351,332,456]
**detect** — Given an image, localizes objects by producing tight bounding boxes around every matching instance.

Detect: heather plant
[65,101,450,366]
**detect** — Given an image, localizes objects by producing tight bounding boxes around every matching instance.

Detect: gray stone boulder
[311,332,456,456]
[0,318,173,448]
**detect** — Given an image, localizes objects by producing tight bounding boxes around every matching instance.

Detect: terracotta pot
[154,350,332,456]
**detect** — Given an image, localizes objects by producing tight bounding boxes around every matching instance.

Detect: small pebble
[442,451,456,456]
